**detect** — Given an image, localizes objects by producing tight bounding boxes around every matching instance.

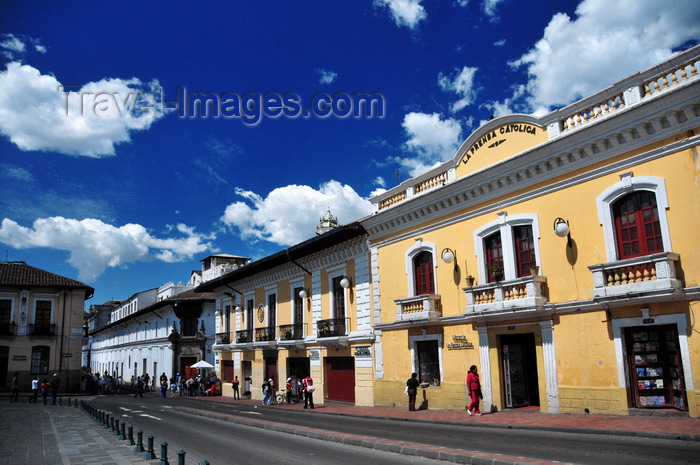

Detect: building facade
[0,261,93,392]
[364,46,700,416]
[200,222,376,406]
[85,255,243,383]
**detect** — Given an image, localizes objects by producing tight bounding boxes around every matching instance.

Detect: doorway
[500,333,540,408]
[325,356,355,403]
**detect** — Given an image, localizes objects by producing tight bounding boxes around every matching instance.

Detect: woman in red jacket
[466,365,482,416]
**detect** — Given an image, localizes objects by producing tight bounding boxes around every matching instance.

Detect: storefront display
[626,325,686,410]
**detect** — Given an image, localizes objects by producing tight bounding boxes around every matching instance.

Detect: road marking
[139,414,162,421]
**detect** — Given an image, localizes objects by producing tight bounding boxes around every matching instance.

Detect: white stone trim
[404,239,438,296]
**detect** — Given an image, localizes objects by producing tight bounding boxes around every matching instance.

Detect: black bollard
[118,420,125,439]
[144,435,156,460]
[128,425,135,446]
[58,397,62,405]
[108,416,114,432]
[134,430,145,453]
[159,442,169,465]
[104,413,110,429]
[113,418,120,436]
[177,450,185,465]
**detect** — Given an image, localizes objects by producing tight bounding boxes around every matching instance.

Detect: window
[484,232,504,282]
[34,300,51,327]
[332,276,346,320]
[246,298,254,332]
[408,334,443,387]
[224,304,231,335]
[514,225,536,277]
[293,287,304,325]
[474,213,541,282]
[0,300,11,334]
[596,175,671,262]
[613,191,663,259]
[267,293,276,330]
[31,346,50,374]
[182,317,197,336]
[414,251,435,295]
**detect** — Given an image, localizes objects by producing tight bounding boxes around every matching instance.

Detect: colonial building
[86,254,243,383]
[363,46,700,416]
[0,261,93,392]
[199,221,375,406]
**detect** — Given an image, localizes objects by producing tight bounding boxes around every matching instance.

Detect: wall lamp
[298,288,309,299]
[21,296,27,307]
[339,276,352,289]
[553,217,572,247]
[441,248,456,264]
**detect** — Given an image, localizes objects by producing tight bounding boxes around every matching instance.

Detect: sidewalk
[193,395,700,441]
[0,398,150,465]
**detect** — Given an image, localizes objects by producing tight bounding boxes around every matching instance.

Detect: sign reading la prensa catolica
[462,122,540,165]
[447,335,474,350]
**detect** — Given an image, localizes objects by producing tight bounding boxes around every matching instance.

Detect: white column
[539,320,560,413]
[477,326,493,412]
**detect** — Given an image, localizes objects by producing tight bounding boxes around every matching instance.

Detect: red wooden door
[325,357,355,403]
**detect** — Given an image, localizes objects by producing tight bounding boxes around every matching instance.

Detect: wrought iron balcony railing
[215,332,231,345]
[28,323,56,336]
[235,330,253,344]
[316,318,348,338]
[278,323,304,341]
[255,327,275,342]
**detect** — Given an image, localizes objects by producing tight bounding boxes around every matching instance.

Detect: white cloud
[220,181,373,246]
[483,0,505,18]
[494,38,506,47]
[0,62,165,157]
[0,217,216,282]
[375,0,426,29]
[0,34,25,53]
[396,112,462,177]
[1,34,46,59]
[510,0,700,109]
[438,66,478,113]
[317,69,338,85]
[1,165,33,182]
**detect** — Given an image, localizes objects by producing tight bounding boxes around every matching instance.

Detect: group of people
[260,373,315,408]
[9,372,61,405]
[406,365,482,415]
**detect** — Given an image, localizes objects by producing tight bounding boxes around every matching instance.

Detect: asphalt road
[88,395,700,465]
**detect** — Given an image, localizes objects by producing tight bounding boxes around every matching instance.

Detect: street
[86,394,700,465]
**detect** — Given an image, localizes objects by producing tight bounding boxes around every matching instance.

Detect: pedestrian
[466,365,482,416]
[9,372,19,403]
[262,374,274,405]
[406,372,420,411]
[133,377,144,398]
[143,373,150,392]
[232,375,240,400]
[49,374,60,405]
[30,376,39,403]
[40,379,50,405]
[160,378,167,398]
[285,377,293,403]
[302,374,314,409]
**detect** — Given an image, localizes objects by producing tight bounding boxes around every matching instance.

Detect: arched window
[413,251,435,295]
[613,191,663,259]
[484,232,504,282]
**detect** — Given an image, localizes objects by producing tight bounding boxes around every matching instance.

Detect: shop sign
[310,349,320,360]
[12,355,27,361]
[354,346,371,358]
[447,335,474,350]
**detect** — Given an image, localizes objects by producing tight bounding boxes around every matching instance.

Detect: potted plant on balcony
[489,265,503,282]
[317,320,331,338]
[466,275,475,286]
[529,265,539,276]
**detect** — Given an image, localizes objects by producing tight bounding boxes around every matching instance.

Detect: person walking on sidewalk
[406,372,420,411]
[31,376,39,403]
[10,372,19,403]
[302,374,314,409]
[40,378,50,405]
[49,374,60,405]
[466,365,482,416]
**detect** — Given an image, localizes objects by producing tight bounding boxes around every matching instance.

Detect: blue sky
[1,0,698,307]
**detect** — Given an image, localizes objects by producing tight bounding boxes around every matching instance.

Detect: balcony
[279,323,305,341]
[255,327,276,342]
[588,252,682,299]
[0,323,16,337]
[394,294,441,322]
[28,323,56,337]
[316,318,348,338]
[464,276,548,315]
[235,329,253,344]
[215,332,231,345]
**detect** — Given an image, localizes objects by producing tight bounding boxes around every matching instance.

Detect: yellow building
[364,46,700,416]
[199,221,375,406]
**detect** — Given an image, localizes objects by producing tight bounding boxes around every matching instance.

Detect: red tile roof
[0,261,94,298]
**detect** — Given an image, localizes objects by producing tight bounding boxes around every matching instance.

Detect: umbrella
[190,360,214,369]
